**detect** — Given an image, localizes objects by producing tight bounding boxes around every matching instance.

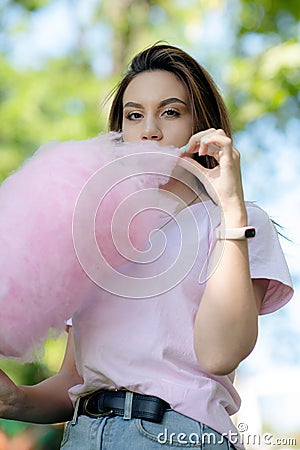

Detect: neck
[159,163,202,212]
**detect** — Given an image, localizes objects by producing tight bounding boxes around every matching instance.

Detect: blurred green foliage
[10,0,50,10]
[0,333,67,447]
[226,0,300,130]
[0,0,299,447]
[0,55,112,181]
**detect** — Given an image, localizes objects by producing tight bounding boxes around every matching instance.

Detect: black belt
[78,390,170,423]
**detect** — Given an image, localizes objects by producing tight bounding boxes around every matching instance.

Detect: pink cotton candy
[0,133,181,360]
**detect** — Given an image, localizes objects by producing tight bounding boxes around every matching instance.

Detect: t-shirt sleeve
[246,203,294,315]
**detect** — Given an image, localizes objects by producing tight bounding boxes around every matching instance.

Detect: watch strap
[215,226,256,240]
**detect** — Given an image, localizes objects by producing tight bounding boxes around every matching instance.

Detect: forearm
[194,210,259,375]
[1,330,81,424]
[1,371,77,424]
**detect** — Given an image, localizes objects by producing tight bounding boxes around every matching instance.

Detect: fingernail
[183,144,188,153]
[202,137,208,144]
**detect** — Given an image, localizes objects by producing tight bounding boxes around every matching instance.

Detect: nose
[141,118,162,141]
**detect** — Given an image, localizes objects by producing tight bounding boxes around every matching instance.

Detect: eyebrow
[123,97,187,109]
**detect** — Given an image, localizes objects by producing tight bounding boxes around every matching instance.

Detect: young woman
[0,44,293,449]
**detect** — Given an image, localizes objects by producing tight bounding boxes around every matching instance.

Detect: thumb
[177,156,219,205]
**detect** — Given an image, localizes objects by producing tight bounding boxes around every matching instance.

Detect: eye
[126,111,143,120]
[162,108,180,117]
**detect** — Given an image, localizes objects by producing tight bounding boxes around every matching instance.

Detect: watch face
[245,228,256,238]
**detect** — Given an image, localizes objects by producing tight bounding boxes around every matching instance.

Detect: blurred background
[0,0,299,448]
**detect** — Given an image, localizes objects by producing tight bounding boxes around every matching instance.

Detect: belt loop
[123,391,133,420]
[71,397,80,425]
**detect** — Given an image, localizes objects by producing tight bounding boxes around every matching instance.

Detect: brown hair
[108,43,232,169]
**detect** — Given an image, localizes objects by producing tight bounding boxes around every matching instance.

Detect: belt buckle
[83,392,113,418]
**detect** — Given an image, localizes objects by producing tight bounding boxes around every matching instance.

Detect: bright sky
[6,0,113,76]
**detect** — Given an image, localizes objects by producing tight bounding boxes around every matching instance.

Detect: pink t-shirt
[68,201,293,449]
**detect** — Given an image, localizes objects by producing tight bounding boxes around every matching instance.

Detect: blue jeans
[60,409,235,449]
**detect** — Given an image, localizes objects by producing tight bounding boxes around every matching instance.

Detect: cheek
[121,119,129,137]
[171,123,193,146]
[122,125,138,142]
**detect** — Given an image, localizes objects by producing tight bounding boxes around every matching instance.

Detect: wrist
[1,385,24,419]
[216,226,255,240]
[219,196,247,223]
[221,207,248,228]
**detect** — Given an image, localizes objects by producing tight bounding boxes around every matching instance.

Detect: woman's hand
[179,128,247,225]
[0,330,80,423]
[182,131,260,374]
[0,369,19,418]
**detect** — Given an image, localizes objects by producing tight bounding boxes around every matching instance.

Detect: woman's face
[122,70,193,148]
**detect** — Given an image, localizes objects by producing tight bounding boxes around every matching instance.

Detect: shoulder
[245,202,276,235]
[245,202,270,223]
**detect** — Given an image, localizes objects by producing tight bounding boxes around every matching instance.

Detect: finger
[177,156,211,182]
[199,134,233,158]
[181,129,216,154]
[177,156,219,204]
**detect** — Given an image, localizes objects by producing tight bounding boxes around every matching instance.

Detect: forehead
[123,70,188,103]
